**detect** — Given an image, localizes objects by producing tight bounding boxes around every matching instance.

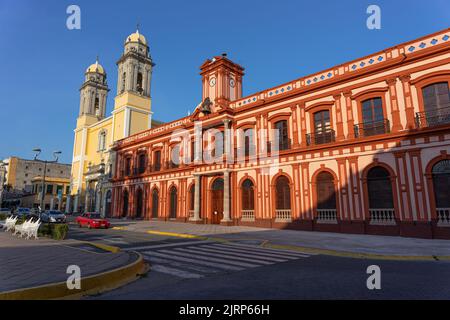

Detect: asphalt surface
[66,224,450,300]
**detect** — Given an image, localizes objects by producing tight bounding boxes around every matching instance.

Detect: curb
[87,241,121,253]
[0,251,148,300]
[262,243,450,261]
[142,229,450,262]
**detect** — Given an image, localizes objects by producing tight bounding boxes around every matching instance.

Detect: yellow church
[69,29,161,215]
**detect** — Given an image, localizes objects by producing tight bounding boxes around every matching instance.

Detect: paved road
[67,226,450,299]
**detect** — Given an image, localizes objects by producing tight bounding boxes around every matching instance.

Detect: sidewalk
[0,231,144,299]
[109,219,450,258]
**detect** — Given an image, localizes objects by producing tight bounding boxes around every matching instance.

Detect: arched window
[98,131,107,151]
[94,96,100,116]
[137,72,143,93]
[243,129,254,157]
[316,172,336,210]
[105,190,112,218]
[360,97,387,136]
[422,82,450,127]
[367,166,395,224]
[124,157,132,176]
[312,110,334,144]
[153,150,161,172]
[138,153,146,174]
[275,176,291,210]
[122,190,129,218]
[121,72,126,93]
[241,179,255,211]
[171,145,180,169]
[432,160,450,209]
[189,184,195,217]
[274,120,289,151]
[212,131,224,158]
[135,188,143,218]
[169,186,177,219]
[151,189,159,218]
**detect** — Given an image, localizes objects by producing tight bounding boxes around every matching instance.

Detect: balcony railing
[369,208,396,225]
[437,208,450,227]
[306,129,335,146]
[354,119,390,138]
[316,209,338,224]
[241,210,255,221]
[415,106,450,128]
[275,209,292,222]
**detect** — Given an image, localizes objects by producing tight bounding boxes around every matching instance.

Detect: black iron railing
[354,119,390,138]
[415,106,450,128]
[306,130,335,146]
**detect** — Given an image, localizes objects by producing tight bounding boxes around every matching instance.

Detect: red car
[76,213,111,229]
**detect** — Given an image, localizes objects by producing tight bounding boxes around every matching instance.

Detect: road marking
[147,231,202,239]
[150,264,204,279]
[102,238,128,244]
[142,251,244,271]
[210,243,310,258]
[148,257,220,274]
[125,240,212,251]
[166,249,259,268]
[227,242,317,256]
[192,246,289,263]
[174,247,278,265]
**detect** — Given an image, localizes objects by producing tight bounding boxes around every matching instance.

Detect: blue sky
[0,0,448,163]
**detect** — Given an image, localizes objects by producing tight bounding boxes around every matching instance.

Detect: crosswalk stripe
[174,247,277,265]
[125,240,212,251]
[148,257,220,274]
[151,264,204,279]
[191,246,289,263]
[209,243,309,258]
[223,242,315,256]
[163,249,260,268]
[142,251,244,271]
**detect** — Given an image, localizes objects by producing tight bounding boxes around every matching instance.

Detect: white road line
[102,238,128,244]
[151,264,204,279]
[192,246,289,263]
[125,240,213,251]
[148,257,220,274]
[209,243,310,258]
[175,247,278,265]
[163,249,260,268]
[224,242,316,256]
[142,251,244,271]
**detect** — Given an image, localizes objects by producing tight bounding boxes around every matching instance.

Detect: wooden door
[211,178,224,224]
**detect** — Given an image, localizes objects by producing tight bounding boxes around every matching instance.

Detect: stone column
[223,118,232,164]
[190,175,201,221]
[221,170,231,223]
[73,195,79,213]
[65,195,71,214]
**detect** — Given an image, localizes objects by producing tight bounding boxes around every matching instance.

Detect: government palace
[71,28,450,239]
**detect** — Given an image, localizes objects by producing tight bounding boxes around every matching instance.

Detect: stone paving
[107,219,450,256]
[0,231,137,292]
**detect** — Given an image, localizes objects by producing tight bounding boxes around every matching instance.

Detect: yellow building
[70,29,160,215]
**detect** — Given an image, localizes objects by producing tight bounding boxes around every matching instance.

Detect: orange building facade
[111,28,450,239]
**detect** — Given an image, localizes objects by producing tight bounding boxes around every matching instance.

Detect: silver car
[41,210,67,223]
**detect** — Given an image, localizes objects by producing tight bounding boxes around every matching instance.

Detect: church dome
[86,60,105,74]
[125,30,147,45]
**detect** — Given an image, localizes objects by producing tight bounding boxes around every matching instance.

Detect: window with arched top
[121,72,126,93]
[275,176,291,210]
[241,179,255,211]
[151,189,159,218]
[366,166,396,225]
[189,184,195,212]
[421,82,450,127]
[316,172,336,210]
[432,160,450,209]
[359,97,388,136]
[137,72,143,93]
[98,131,107,151]
[169,186,178,219]
[138,153,146,174]
[274,120,289,151]
[122,190,129,218]
[124,157,132,176]
[135,188,143,218]
[243,129,255,157]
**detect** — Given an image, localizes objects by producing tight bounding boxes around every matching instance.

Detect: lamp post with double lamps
[32,149,62,214]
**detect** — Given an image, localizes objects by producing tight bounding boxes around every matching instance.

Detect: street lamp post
[32,149,62,213]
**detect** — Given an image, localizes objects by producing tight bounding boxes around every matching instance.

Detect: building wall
[111,29,450,238]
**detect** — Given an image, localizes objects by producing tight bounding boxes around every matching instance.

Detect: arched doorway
[367,166,395,225]
[275,175,291,221]
[122,190,129,218]
[211,178,224,224]
[169,186,178,219]
[105,190,112,218]
[316,171,337,223]
[432,160,450,225]
[151,188,159,219]
[241,179,255,220]
[188,184,195,219]
[135,188,143,219]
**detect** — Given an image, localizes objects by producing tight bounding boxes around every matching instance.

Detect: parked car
[14,207,31,218]
[0,208,11,215]
[41,210,67,223]
[75,212,110,229]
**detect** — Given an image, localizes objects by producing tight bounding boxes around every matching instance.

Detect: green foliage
[38,223,69,240]
[0,213,7,221]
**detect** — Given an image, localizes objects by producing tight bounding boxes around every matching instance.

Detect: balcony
[369,208,396,225]
[267,139,291,153]
[437,208,450,227]
[415,106,450,128]
[316,209,337,224]
[354,119,390,138]
[306,129,335,146]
